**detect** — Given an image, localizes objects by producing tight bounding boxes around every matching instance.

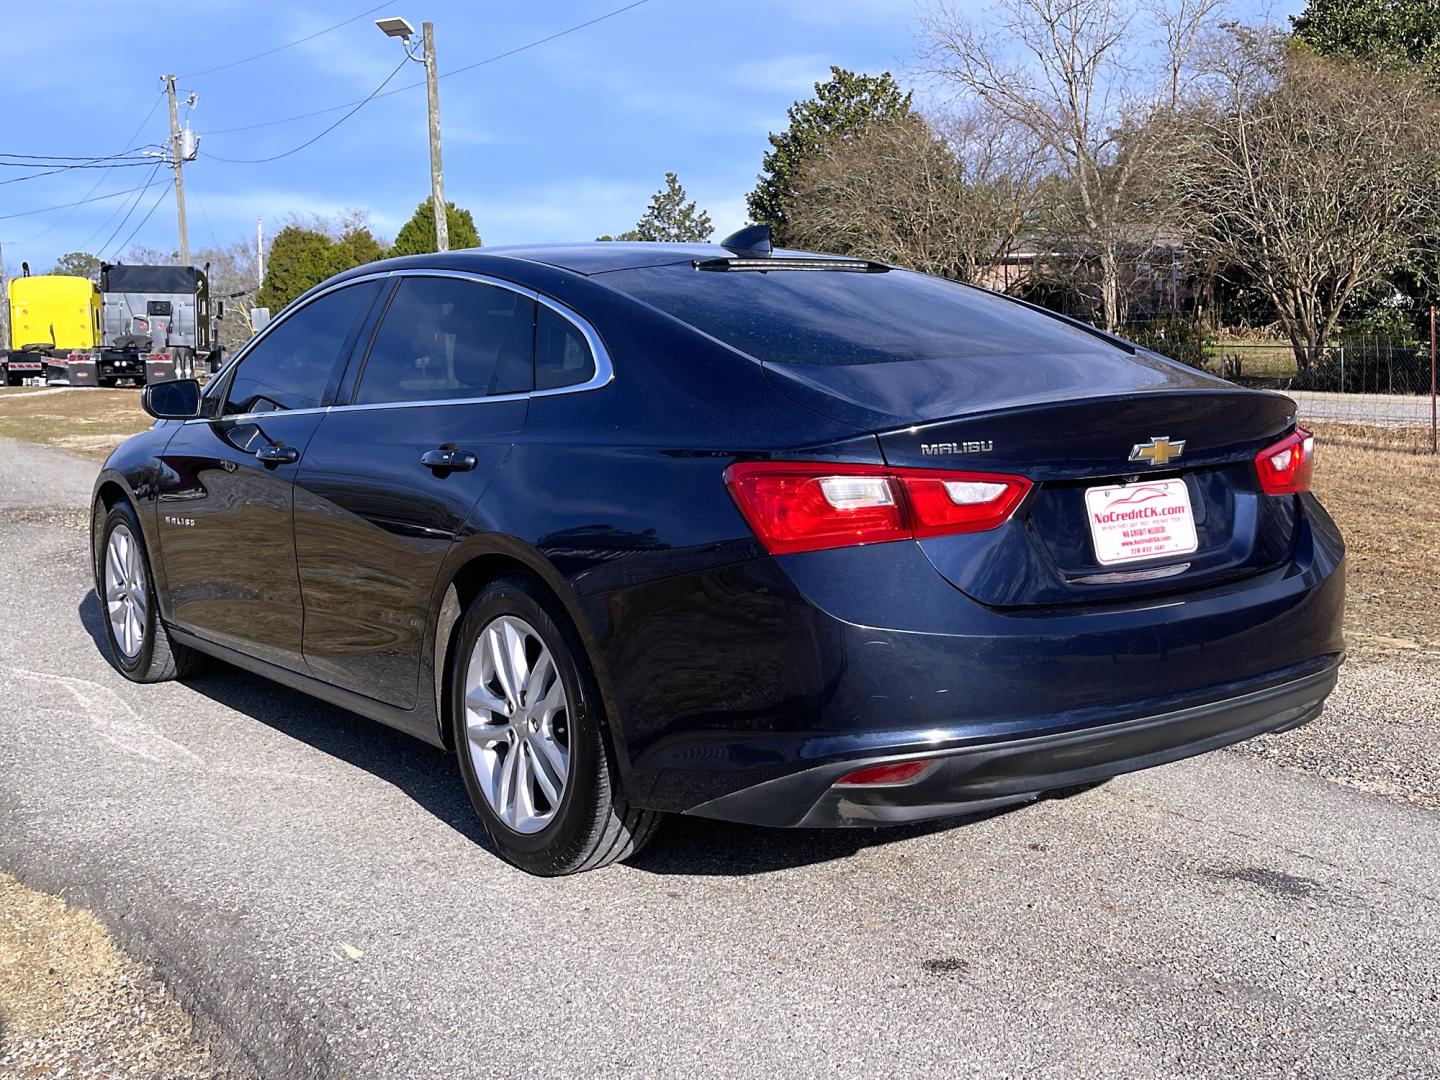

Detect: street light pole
[376,16,447,253]
[422,22,448,253]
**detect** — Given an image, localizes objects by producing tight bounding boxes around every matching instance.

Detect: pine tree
[598,172,713,242]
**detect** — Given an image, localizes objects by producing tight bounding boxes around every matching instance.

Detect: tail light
[1255,428,1315,495]
[723,461,1032,555]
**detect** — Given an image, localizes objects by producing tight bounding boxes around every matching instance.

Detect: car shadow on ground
[78,590,1031,877]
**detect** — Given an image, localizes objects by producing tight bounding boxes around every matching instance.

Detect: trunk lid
[763,358,1300,607]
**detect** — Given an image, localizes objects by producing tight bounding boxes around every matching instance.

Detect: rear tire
[451,577,661,875]
[94,501,202,682]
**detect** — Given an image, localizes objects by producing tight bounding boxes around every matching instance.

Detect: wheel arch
[91,473,138,582]
[427,537,623,771]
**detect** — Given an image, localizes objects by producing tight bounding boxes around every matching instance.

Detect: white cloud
[452,178,660,244]
[193,187,404,236]
[731,54,833,96]
[700,194,752,239]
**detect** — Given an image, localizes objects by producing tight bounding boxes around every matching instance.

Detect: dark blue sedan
[91,228,1345,875]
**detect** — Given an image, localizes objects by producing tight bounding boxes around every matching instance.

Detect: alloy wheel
[463,615,571,834]
[104,523,147,658]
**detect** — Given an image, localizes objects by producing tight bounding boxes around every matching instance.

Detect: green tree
[1293,0,1440,85]
[389,198,481,257]
[747,67,914,246]
[256,226,335,312]
[49,251,102,282]
[330,226,386,275]
[598,172,714,242]
[1293,0,1440,319]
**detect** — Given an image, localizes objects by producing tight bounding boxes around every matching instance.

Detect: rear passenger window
[354,277,535,404]
[535,304,596,390]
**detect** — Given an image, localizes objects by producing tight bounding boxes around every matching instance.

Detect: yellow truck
[3,272,102,385]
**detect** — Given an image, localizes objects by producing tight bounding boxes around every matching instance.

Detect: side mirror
[141,378,203,420]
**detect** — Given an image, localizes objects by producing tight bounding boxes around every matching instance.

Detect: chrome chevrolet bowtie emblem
[1129,435,1186,466]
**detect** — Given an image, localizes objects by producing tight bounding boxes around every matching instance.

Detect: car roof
[482,243,718,275]
[334,243,871,280]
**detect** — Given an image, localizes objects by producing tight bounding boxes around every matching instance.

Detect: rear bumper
[687,659,1339,826]
[584,491,1345,822]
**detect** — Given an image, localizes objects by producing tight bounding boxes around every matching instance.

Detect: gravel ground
[1232,652,1440,810]
[0,873,246,1078]
[1,435,1437,1077]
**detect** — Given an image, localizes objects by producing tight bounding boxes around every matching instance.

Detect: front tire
[95,501,202,682]
[451,577,661,875]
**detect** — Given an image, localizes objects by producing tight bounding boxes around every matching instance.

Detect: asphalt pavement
[1,436,1436,1079]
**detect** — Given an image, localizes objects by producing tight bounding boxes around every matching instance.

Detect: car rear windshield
[601,264,1124,366]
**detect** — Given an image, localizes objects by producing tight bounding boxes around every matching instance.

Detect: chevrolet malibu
[91,228,1345,875]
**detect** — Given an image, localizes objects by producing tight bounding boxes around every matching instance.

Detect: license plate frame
[1084,478,1199,566]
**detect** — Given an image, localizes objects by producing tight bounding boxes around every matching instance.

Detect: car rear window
[601,265,1123,366]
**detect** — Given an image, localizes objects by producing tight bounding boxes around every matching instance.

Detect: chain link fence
[1121,322,1439,453]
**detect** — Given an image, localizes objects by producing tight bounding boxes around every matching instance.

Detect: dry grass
[0,387,152,461]
[1307,419,1438,457]
[0,873,237,1077]
[1308,424,1440,657]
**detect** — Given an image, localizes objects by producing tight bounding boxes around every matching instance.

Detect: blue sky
[2,0,1301,271]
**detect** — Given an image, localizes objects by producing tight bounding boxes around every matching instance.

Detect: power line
[0,176,171,222]
[0,160,160,186]
[0,148,155,162]
[3,92,166,246]
[191,186,221,249]
[203,56,408,163]
[205,0,656,137]
[0,158,155,169]
[98,163,165,257]
[178,2,391,80]
[112,181,174,257]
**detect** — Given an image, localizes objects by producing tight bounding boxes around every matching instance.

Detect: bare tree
[1176,29,1440,371]
[787,111,1041,281]
[922,0,1224,329]
[193,240,263,351]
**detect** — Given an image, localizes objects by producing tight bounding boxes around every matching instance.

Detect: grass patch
[1309,426,1440,656]
[0,872,232,1076]
[0,387,152,461]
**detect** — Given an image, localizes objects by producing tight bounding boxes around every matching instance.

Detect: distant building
[974,228,1200,322]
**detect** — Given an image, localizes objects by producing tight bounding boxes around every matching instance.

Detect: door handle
[420,448,478,473]
[255,443,300,466]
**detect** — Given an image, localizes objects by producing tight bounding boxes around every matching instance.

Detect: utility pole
[422,22,448,252]
[164,74,191,268]
[375,17,447,253]
[256,218,265,287]
[0,242,8,349]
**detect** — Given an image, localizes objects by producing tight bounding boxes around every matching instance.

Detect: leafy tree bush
[390,198,481,257]
[748,67,914,246]
[1293,0,1440,86]
[331,227,386,275]
[48,251,102,282]
[256,227,334,312]
[1123,317,1212,370]
[254,220,389,313]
